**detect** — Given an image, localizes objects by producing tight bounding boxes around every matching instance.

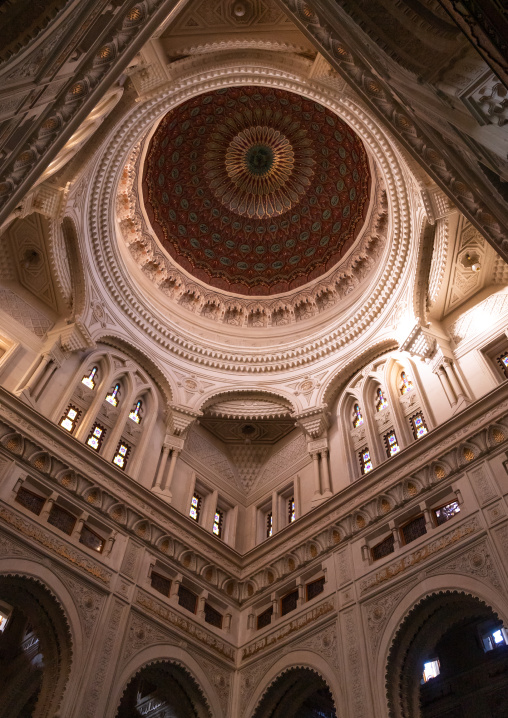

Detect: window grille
[306,577,325,601]
[105,383,120,406]
[129,400,142,424]
[288,497,295,523]
[47,504,76,535]
[113,441,130,470]
[15,486,46,515]
[410,412,428,439]
[151,571,171,597]
[497,352,508,378]
[376,387,388,411]
[177,585,197,613]
[371,534,395,561]
[81,366,97,389]
[359,447,373,474]
[204,603,223,629]
[399,371,414,395]
[257,605,273,630]
[60,404,81,433]
[434,500,460,526]
[352,403,364,427]
[212,509,223,538]
[423,660,440,682]
[280,590,299,616]
[86,422,106,451]
[79,524,104,553]
[189,494,202,522]
[384,430,400,457]
[401,515,426,545]
[266,511,273,538]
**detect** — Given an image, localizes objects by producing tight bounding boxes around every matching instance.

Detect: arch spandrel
[108,645,224,718]
[372,575,508,718]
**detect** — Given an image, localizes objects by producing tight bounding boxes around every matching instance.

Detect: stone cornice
[84,56,420,372]
[0,385,507,605]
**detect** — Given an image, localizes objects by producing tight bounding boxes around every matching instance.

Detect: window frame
[399,513,427,546]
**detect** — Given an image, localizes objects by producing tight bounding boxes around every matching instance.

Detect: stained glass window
[189,493,202,522]
[352,403,364,428]
[105,383,120,406]
[79,524,104,552]
[86,423,106,451]
[400,371,414,395]
[113,441,130,469]
[434,500,460,526]
[359,448,373,474]
[212,508,223,538]
[410,412,428,439]
[60,404,81,433]
[497,352,508,378]
[376,387,388,411]
[266,511,273,538]
[371,534,395,561]
[384,430,400,457]
[288,497,295,523]
[15,486,46,515]
[257,605,273,630]
[82,366,97,389]
[129,400,142,424]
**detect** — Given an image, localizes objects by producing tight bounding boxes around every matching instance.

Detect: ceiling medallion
[210,124,313,219]
[143,86,371,296]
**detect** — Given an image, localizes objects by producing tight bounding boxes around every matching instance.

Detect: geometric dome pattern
[143,86,371,296]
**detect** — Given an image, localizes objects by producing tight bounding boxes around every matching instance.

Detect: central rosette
[205,123,314,219]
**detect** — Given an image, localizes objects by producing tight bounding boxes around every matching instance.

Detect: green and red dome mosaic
[143,86,371,296]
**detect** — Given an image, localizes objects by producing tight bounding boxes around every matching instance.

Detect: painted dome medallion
[142,86,371,296]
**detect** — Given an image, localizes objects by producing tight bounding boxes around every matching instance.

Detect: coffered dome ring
[86,56,417,372]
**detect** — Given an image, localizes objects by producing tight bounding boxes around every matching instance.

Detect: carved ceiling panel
[161,0,310,57]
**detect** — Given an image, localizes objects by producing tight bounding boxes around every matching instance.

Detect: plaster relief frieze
[51,564,106,641]
[364,579,420,657]
[122,609,176,664]
[85,598,125,718]
[0,505,112,585]
[341,607,368,718]
[239,620,340,714]
[359,516,481,595]
[193,652,233,718]
[425,539,503,592]
[135,589,235,661]
[242,598,335,661]
[0,388,507,604]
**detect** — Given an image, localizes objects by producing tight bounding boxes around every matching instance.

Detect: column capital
[166,405,202,437]
[307,437,329,455]
[293,404,330,439]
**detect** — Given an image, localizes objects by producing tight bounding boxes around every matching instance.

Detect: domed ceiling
[142,86,371,296]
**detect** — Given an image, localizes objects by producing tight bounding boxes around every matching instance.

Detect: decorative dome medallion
[143,86,371,296]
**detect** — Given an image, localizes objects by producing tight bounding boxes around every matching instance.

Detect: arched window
[129,399,142,424]
[352,403,364,428]
[399,371,414,395]
[82,366,98,390]
[375,387,388,411]
[105,383,120,406]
